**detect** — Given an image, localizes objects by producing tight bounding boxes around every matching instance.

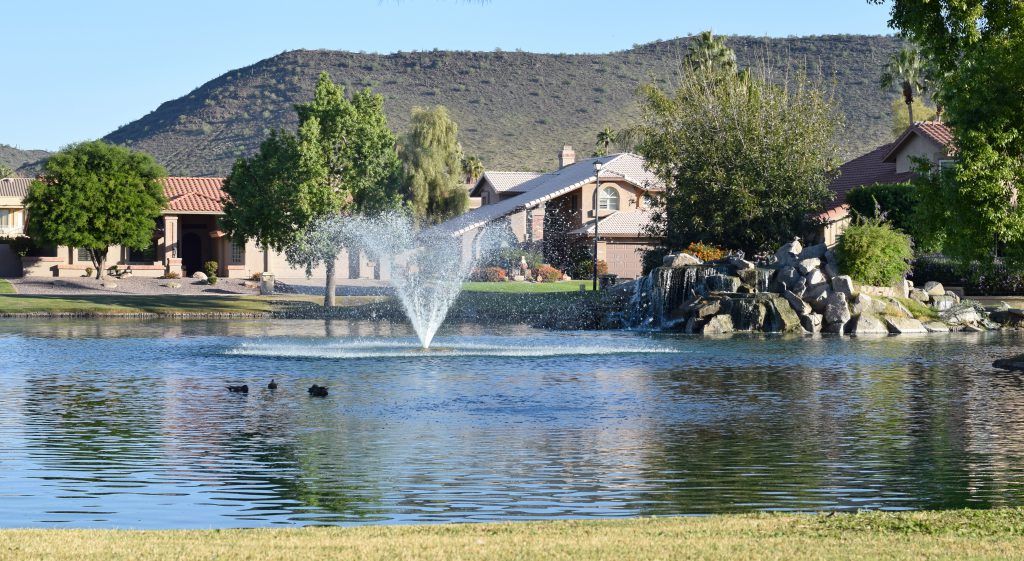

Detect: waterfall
[625,264,733,329]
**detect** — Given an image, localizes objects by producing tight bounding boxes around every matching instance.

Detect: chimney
[558,145,576,168]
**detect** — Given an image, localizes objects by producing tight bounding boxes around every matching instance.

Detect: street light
[593,161,602,291]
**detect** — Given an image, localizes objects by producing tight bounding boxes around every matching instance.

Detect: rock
[796,258,821,275]
[513,275,526,282]
[823,249,836,264]
[824,291,852,328]
[989,307,1024,328]
[730,298,768,331]
[789,277,808,297]
[848,312,889,335]
[728,256,756,271]
[821,261,839,281]
[930,294,957,312]
[777,237,803,258]
[804,269,827,287]
[764,294,805,333]
[944,290,961,304]
[884,316,928,334]
[684,316,704,334]
[737,269,761,291]
[164,282,182,289]
[701,314,734,335]
[909,288,930,302]
[798,243,827,260]
[803,283,833,314]
[941,303,982,325]
[993,354,1024,371]
[800,312,823,334]
[783,290,811,315]
[887,299,914,319]
[705,274,741,293]
[562,274,572,281]
[924,322,951,333]
[961,324,985,333]
[192,272,208,281]
[831,275,854,298]
[924,281,945,296]
[850,294,878,316]
[101,282,117,289]
[693,299,723,319]
[664,253,702,268]
[775,266,801,290]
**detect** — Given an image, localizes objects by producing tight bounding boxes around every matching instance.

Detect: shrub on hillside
[835,219,913,286]
[535,264,563,283]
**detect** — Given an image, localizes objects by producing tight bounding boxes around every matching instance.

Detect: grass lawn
[0,279,14,294]
[0,294,276,315]
[463,281,594,293]
[1,510,1022,561]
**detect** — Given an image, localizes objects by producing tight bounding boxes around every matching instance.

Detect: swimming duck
[227,384,249,393]
[308,384,328,397]
[268,379,278,390]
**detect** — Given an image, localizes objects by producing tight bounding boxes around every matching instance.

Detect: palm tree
[462,155,484,184]
[595,127,615,156]
[685,31,737,73]
[881,48,928,125]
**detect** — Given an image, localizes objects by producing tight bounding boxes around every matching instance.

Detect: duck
[307,384,328,397]
[268,379,278,390]
[227,384,249,393]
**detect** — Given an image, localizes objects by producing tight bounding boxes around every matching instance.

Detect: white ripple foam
[226,338,682,359]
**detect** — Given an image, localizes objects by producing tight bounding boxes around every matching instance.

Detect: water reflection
[1,320,1023,528]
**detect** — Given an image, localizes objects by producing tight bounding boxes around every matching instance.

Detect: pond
[1,319,1023,528]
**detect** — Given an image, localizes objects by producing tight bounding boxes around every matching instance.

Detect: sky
[2,0,894,151]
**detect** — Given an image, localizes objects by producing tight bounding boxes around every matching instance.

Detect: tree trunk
[903,82,915,124]
[324,260,336,308]
[91,248,107,280]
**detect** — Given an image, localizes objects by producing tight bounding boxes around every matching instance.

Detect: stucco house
[818,121,954,245]
[440,146,664,279]
[0,176,381,280]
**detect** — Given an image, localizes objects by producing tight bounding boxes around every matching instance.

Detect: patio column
[164,215,182,275]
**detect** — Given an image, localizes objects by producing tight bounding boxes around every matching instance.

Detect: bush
[684,241,727,262]
[204,260,219,278]
[161,271,181,279]
[249,272,263,281]
[84,267,94,277]
[641,246,671,276]
[835,219,913,286]
[0,236,35,257]
[913,255,1024,296]
[573,259,608,280]
[470,267,507,282]
[535,264,563,282]
[846,182,924,239]
[207,274,218,286]
[481,248,543,271]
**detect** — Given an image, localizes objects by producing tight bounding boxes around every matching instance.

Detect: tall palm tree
[685,31,737,73]
[881,48,928,125]
[462,155,484,184]
[595,127,615,156]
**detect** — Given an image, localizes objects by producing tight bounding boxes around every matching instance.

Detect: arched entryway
[181,232,203,276]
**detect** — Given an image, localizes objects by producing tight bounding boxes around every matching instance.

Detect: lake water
[1,319,1023,528]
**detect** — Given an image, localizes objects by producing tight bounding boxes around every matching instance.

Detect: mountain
[97,36,900,176]
[0,145,51,176]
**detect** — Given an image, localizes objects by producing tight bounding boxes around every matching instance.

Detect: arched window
[598,186,620,211]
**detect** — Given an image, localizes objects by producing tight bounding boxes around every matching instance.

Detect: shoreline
[0,509,1021,561]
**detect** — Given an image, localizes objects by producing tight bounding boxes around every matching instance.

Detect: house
[818,121,954,245]
[0,176,381,280]
[439,146,665,279]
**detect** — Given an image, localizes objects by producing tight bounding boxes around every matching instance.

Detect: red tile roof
[824,142,915,217]
[882,121,955,163]
[161,177,226,214]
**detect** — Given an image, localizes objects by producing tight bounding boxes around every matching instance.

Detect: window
[77,247,92,262]
[938,159,956,173]
[0,209,10,226]
[231,242,244,265]
[129,245,157,263]
[598,186,620,211]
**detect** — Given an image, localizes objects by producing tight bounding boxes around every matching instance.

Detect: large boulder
[764,294,805,333]
[851,293,887,316]
[909,288,930,303]
[930,294,958,312]
[924,322,951,333]
[924,281,945,296]
[192,272,208,281]
[821,261,840,281]
[803,283,833,313]
[941,303,982,326]
[884,316,928,334]
[705,274,741,293]
[701,314,734,335]
[824,291,852,328]
[798,243,827,260]
[823,249,836,264]
[730,298,768,331]
[800,312,823,334]
[783,290,812,315]
[805,269,828,287]
[775,266,801,290]
[831,275,854,298]
[796,258,821,275]
[728,256,756,271]
[848,312,889,335]
[989,307,1024,328]
[777,238,803,259]
[693,299,723,319]
[664,253,702,268]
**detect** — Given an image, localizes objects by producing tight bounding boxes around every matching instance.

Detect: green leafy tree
[890,97,937,137]
[632,37,841,254]
[872,0,1024,270]
[399,106,469,224]
[461,155,484,184]
[23,141,167,279]
[0,164,13,178]
[880,47,929,125]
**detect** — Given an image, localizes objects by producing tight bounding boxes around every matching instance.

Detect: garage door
[604,242,651,279]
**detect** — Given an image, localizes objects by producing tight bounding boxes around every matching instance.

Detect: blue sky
[2,1,893,151]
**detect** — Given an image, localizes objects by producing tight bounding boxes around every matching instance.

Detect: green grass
[0,279,14,294]
[0,294,275,315]
[0,510,1022,561]
[463,281,594,293]
[895,296,941,321]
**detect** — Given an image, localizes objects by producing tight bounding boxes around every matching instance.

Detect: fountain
[341,212,497,349]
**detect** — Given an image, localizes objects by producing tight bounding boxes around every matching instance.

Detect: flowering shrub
[470,267,507,282]
[535,264,563,282]
[683,241,726,262]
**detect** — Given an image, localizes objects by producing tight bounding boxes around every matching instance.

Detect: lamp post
[593,161,602,291]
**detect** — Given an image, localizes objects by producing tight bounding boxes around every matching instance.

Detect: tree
[0,164,13,178]
[284,214,348,285]
[399,106,469,224]
[595,127,615,156]
[23,141,167,279]
[462,155,484,184]
[685,31,737,73]
[632,38,841,254]
[871,0,1024,270]
[890,97,937,137]
[880,47,929,125]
